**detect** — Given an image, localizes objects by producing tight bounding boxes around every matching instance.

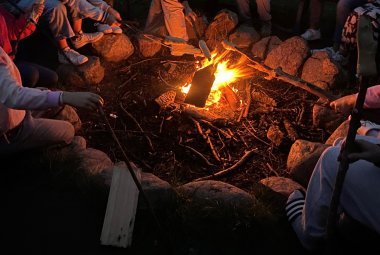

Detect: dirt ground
[3,1,367,255]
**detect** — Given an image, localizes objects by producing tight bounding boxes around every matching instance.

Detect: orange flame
[182,48,253,107]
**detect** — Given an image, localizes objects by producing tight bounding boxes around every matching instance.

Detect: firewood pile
[78,9,348,190]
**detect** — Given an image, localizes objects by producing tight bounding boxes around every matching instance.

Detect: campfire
[180,48,255,118]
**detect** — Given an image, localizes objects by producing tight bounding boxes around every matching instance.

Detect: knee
[20,66,39,87]
[61,121,75,144]
[49,72,59,86]
[48,0,68,18]
[337,0,350,12]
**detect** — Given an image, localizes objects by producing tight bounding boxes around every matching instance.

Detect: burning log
[221,40,336,102]
[194,149,257,181]
[243,83,252,118]
[182,105,222,122]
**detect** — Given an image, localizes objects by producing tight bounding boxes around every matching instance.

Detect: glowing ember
[182,49,253,107]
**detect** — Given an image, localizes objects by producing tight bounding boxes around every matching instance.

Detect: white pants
[290,135,380,250]
[144,0,188,41]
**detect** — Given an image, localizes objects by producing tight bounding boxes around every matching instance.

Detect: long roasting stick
[325,15,377,251]
[221,40,336,102]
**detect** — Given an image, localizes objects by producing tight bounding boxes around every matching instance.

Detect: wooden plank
[100,161,141,248]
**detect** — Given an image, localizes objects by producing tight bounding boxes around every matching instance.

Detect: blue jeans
[334,0,368,44]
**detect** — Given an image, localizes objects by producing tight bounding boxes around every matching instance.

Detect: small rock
[138,173,176,210]
[137,34,162,57]
[287,139,329,187]
[205,9,238,50]
[251,36,282,60]
[325,119,350,145]
[54,105,82,132]
[260,177,303,197]
[57,56,104,87]
[228,24,261,49]
[93,34,134,62]
[267,125,284,146]
[264,36,309,76]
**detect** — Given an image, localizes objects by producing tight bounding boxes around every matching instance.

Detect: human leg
[287,135,380,250]
[309,0,322,29]
[0,112,75,155]
[15,60,58,88]
[333,0,368,49]
[145,0,164,32]
[235,0,252,23]
[160,0,188,41]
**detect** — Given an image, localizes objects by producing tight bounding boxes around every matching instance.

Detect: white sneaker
[58,48,88,65]
[301,28,321,41]
[71,31,104,49]
[95,23,113,34]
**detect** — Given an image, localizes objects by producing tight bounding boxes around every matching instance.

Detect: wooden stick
[179,143,216,167]
[283,118,299,141]
[191,117,221,162]
[119,103,155,152]
[266,163,280,177]
[243,83,252,118]
[194,149,257,181]
[199,119,231,139]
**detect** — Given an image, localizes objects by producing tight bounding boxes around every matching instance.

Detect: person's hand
[347,139,380,165]
[62,92,104,111]
[105,14,121,27]
[29,0,45,24]
[107,7,122,21]
[330,93,357,115]
[183,1,197,23]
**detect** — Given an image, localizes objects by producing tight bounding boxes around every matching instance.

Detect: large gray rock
[260,177,303,197]
[264,36,309,76]
[228,24,261,49]
[251,36,282,60]
[178,180,254,208]
[138,172,176,210]
[325,119,350,145]
[57,56,104,87]
[79,148,113,175]
[205,9,238,50]
[137,34,162,57]
[301,51,340,91]
[287,139,329,187]
[93,34,134,62]
[313,99,346,133]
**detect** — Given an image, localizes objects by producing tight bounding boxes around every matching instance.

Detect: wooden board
[100,161,141,248]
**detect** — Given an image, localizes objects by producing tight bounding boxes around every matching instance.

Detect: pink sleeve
[364,84,380,109]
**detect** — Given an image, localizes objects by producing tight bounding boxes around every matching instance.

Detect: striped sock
[285,189,305,224]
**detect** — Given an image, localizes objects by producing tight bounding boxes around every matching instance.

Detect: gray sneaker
[71,31,104,49]
[58,48,88,65]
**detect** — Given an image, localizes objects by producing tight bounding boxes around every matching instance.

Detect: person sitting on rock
[144,0,202,56]
[0,3,58,88]
[13,0,104,65]
[66,0,123,34]
[307,0,378,65]
[235,0,272,37]
[286,84,380,251]
[0,45,104,154]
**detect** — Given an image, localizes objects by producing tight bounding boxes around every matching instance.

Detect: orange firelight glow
[182,49,253,107]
